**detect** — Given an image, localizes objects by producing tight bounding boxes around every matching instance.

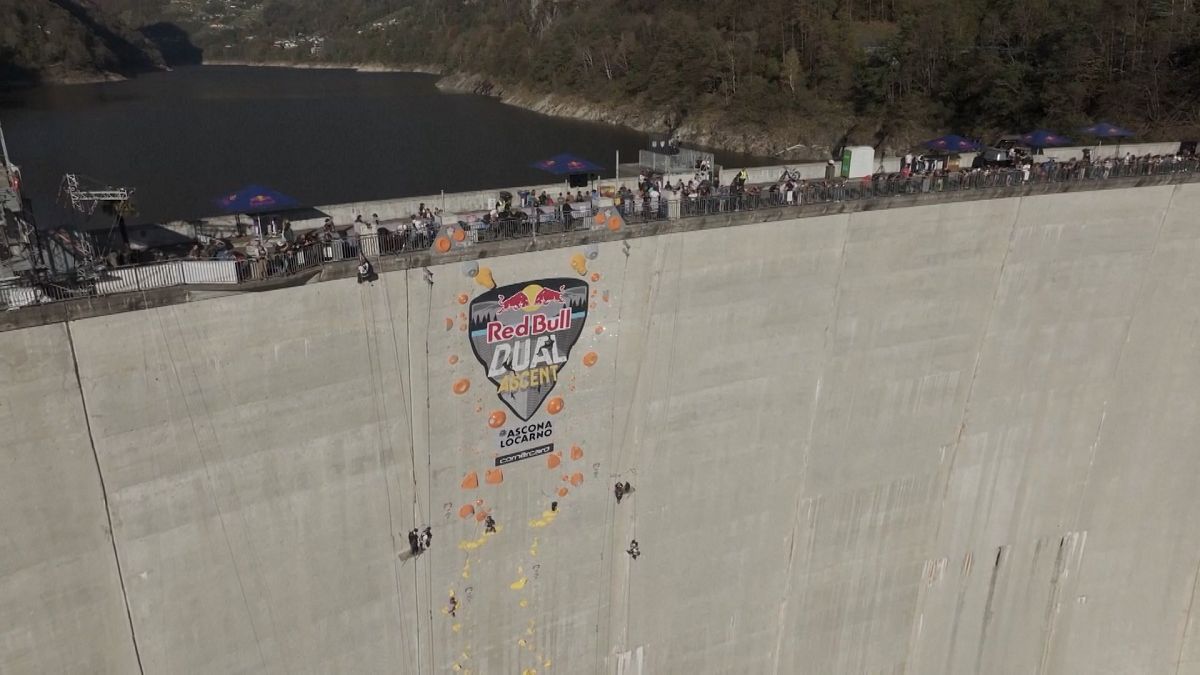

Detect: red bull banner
[468,277,589,421]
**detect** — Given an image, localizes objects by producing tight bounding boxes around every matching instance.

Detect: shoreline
[197,59,819,157]
[2,69,136,88]
[200,59,443,75]
[433,72,832,159]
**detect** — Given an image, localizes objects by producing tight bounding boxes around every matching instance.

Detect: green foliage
[0,0,163,82]
[29,0,1200,141]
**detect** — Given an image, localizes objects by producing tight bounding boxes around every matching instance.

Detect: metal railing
[1,258,243,309]
[2,157,1196,311]
[678,158,1200,216]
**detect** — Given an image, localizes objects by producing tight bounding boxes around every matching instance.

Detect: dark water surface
[0,66,769,226]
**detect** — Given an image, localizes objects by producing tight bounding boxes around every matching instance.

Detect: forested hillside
[74,0,1200,151]
[0,0,164,85]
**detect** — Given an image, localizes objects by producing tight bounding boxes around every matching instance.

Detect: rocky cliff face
[0,0,164,86]
[435,72,843,160]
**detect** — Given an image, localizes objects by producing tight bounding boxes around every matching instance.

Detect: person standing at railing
[320,221,335,261]
[407,214,423,250]
[247,239,267,280]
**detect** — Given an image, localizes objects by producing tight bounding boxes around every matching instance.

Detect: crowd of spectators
[723,147,1200,212]
[80,145,1199,286]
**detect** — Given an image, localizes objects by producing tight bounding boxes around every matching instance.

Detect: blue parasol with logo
[922,135,981,153]
[1020,130,1073,149]
[531,154,604,176]
[214,185,300,214]
[1080,122,1135,155]
[1080,122,1134,139]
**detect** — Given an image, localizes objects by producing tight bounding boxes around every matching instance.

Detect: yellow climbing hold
[519,599,529,608]
[522,669,537,675]
[462,558,471,579]
[528,510,558,528]
[510,577,528,590]
[452,623,462,633]
[458,534,491,551]
[544,660,552,668]
[475,266,495,289]
[518,639,528,648]
[530,538,539,557]
[570,252,587,276]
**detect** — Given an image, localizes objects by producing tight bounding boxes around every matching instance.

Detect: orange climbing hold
[557,487,568,497]
[488,410,507,428]
[590,272,601,282]
[547,453,561,469]
[452,227,467,242]
[453,379,470,395]
[445,318,454,330]
[594,325,604,335]
[547,397,564,415]
[448,355,459,365]
[607,215,622,231]
[485,468,504,485]
[461,472,479,490]
[582,352,598,367]
[593,212,606,224]
[435,236,451,253]
[475,510,490,522]
[570,445,584,461]
[459,504,475,519]
[570,472,584,487]
[457,293,469,304]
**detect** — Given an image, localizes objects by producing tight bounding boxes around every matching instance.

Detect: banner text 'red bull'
[468,278,588,421]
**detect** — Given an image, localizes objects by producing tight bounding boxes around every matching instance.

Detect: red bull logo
[486,309,572,344]
[533,285,565,305]
[469,278,589,421]
[497,291,530,313]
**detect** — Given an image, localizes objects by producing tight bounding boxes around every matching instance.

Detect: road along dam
[4,179,1200,674]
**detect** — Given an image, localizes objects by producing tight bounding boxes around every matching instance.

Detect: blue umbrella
[1021,130,1072,148]
[922,135,981,153]
[1080,122,1134,139]
[214,185,300,214]
[530,153,604,175]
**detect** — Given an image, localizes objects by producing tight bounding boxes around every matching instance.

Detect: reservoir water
[0,66,766,225]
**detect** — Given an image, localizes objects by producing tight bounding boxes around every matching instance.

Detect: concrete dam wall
[4,182,1200,674]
